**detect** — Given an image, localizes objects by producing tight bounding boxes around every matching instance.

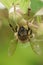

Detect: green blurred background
[0,0,43,65]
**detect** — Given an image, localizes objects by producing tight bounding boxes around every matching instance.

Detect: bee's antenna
[27,8,31,15]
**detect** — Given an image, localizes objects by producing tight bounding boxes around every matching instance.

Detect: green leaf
[31,0,43,13]
[0,0,14,9]
[0,0,30,13]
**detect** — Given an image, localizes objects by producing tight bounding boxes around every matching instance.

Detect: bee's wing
[30,23,43,55]
[30,38,42,55]
[8,39,18,56]
[0,3,18,56]
[30,8,43,55]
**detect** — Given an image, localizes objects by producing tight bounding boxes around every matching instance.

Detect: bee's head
[18,26,28,41]
[18,26,32,41]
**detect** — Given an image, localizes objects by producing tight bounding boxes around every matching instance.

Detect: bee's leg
[28,28,34,40]
[9,23,15,32]
[28,33,32,41]
[9,23,18,32]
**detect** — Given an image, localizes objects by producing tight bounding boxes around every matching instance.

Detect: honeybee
[0,2,43,56]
